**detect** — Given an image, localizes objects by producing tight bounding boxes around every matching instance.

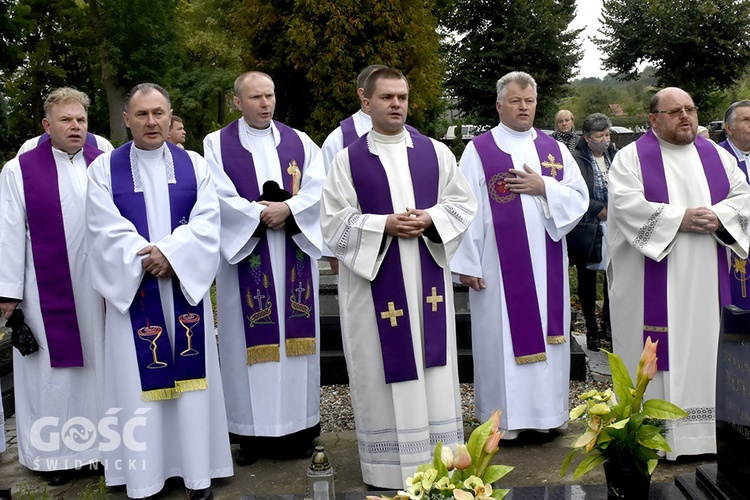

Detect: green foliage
[561,346,688,481]
[597,0,750,116]
[442,0,582,126]
[1,0,101,148]
[15,482,49,500]
[80,476,111,499]
[96,0,180,87]
[232,0,444,143]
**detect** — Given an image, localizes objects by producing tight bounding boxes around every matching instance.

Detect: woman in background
[552,109,577,153]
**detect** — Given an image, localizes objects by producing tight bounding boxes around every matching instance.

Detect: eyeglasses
[655,106,699,117]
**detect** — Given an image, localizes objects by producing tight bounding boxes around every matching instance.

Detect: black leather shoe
[44,470,72,486]
[235,444,260,466]
[186,487,213,500]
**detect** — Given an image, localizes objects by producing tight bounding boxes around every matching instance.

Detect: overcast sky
[572,0,607,79]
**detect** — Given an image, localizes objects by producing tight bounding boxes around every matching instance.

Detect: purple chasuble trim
[340,116,359,148]
[219,120,316,365]
[472,128,566,365]
[110,142,207,400]
[19,138,103,368]
[718,140,750,309]
[636,131,730,371]
[347,130,447,384]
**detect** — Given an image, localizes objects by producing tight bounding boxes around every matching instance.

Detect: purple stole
[18,138,103,368]
[718,140,750,309]
[340,116,359,147]
[219,120,316,365]
[472,129,566,365]
[111,142,207,401]
[636,131,731,371]
[347,130,447,384]
[38,132,98,148]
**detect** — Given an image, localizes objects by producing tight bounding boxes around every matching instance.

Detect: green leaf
[607,351,635,403]
[642,399,688,419]
[491,488,510,500]
[482,465,513,485]
[573,452,607,480]
[433,442,449,478]
[466,419,492,463]
[560,449,578,477]
[637,428,670,451]
[608,418,629,430]
[570,404,586,419]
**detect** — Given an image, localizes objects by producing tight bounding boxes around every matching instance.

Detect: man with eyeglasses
[607,87,750,459]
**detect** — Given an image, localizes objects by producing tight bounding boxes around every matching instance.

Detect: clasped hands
[138,245,174,279]
[680,207,720,233]
[385,208,433,239]
[259,201,291,230]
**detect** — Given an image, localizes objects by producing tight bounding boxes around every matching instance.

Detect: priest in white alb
[203,71,324,464]
[0,87,105,486]
[321,68,476,489]
[608,87,750,458]
[451,71,588,439]
[85,83,232,499]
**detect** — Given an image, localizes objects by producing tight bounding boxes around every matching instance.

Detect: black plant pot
[603,460,651,499]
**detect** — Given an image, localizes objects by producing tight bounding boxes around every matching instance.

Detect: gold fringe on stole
[547,335,566,344]
[286,337,316,357]
[176,378,208,393]
[643,325,668,332]
[141,387,178,402]
[515,353,547,365]
[247,344,280,365]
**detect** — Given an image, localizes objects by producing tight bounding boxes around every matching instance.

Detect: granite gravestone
[677,305,750,499]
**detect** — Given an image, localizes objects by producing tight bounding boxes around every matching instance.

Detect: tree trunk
[86,0,128,142]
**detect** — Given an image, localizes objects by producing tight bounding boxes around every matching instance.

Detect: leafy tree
[170,0,242,151]
[1,0,99,149]
[596,0,750,118]
[232,0,444,142]
[442,0,583,127]
[86,0,181,141]
[0,0,27,74]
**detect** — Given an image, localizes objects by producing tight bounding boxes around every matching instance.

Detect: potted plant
[561,337,688,499]
[368,411,514,500]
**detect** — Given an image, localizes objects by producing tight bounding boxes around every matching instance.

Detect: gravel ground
[320,379,613,434]
[320,304,613,433]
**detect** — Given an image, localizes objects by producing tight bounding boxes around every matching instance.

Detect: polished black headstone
[679,306,750,499]
[715,305,750,494]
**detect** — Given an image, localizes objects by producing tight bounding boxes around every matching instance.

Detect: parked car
[610,126,634,134]
[443,124,489,141]
[706,120,724,132]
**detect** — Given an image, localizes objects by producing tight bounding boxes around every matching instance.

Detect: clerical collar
[498,122,535,139]
[129,142,175,192]
[241,119,274,138]
[727,139,750,158]
[367,128,411,154]
[51,146,83,162]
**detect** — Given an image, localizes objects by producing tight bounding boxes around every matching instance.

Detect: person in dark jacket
[551,109,577,154]
[572,113,616,350]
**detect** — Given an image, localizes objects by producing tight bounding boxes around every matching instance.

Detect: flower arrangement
[368,411,513,500]
[561,337,688,480]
